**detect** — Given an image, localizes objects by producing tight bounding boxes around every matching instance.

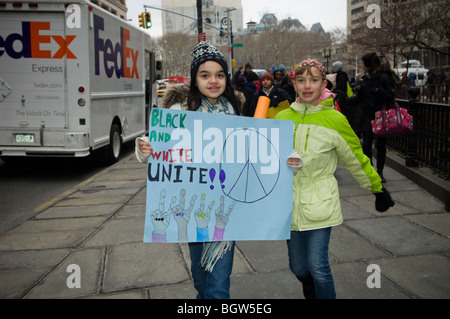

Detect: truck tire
[107,123,122,164]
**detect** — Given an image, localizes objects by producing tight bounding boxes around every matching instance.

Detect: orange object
[253,96,270,118]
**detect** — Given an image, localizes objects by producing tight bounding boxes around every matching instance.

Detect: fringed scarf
[198,95,235,272]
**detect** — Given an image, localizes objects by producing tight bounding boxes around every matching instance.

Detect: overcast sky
[126,0,347,37]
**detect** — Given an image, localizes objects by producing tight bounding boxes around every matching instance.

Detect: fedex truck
[0,0,159,163]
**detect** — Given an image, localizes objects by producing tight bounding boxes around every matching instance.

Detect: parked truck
[0,0,159,163]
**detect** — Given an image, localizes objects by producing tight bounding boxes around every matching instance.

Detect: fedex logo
[94,14,139,79]
[0,22,76,59]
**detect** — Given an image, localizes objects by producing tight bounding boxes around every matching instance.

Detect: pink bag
[371,99,413,137]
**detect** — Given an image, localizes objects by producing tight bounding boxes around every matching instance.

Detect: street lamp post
[224,7,236,79]
[323,49,331,73]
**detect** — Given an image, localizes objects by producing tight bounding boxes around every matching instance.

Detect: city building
[161,0,243,44]
[90,0,127,20]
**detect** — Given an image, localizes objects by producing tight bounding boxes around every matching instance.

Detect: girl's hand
[138,138,153,156]
[287,150,303,173]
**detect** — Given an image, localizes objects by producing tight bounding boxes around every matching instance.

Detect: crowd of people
[396,68,449,104]
[137,42,397,300]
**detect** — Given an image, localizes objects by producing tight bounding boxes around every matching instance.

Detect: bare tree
[349,0,450,69]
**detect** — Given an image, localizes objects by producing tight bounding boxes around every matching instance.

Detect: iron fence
[387,87,450,180]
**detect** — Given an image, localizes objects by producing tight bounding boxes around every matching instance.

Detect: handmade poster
[144,108,293,243]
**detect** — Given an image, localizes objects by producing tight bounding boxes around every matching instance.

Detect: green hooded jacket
[275,97,382,231]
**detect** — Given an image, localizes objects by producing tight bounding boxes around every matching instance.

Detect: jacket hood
[161,85,189,109]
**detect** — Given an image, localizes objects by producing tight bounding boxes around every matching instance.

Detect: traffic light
[144,12,152,29]
[138,12,145,28]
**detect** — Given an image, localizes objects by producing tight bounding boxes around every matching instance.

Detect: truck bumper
[0,128,91,157]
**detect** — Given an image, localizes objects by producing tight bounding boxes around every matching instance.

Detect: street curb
[386,152,450,212]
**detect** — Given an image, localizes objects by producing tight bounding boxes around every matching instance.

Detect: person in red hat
[245,71,293,118]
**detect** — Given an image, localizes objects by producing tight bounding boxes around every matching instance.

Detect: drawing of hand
[215,196,236,229]
[194,193,215,229]
[172,188,197,242]
[150,189,173,235]
[212,196,236,241]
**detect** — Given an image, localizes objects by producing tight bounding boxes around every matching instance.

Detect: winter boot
[296,274,316,299]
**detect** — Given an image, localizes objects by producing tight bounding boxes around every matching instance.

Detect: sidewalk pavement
[0,152,449,299]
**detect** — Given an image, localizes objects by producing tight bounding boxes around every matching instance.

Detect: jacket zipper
[302,106,310,152]
[304,125,311,151]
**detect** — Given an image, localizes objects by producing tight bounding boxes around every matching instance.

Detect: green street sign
[232,43,243,48]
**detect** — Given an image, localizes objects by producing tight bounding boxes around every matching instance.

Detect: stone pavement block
[54,195,132,206]
[148,281,197,299]
[127,187,146,205]
[0,231,92,251]
[329,225,390,262]
[83,289,148,299]
[372,254,450,299]
[345,194,421,216]
[345,216,450,256]
[68,188,141,199]
[236,241,289,273]
[391,190,446,213]
[83,216,144,247]
[230,271,300,299]
[404,213,450,238]
[35,204,122,219]
[340,199,374,220]
[97,168,146,182]
[0,217,106,251]
[0,249,70,298]
[81,180,146,191]
[115,204,145,219]
[332,261,411,299]
[0,269,48,298]
[25,248,105,298]
[102,243,191,293]
[6,217,107,233]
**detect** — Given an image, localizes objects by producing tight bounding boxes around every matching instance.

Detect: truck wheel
[107,124,122,164]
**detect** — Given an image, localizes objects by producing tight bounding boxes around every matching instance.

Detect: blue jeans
[287,228,336,299]
[188,242,235,299]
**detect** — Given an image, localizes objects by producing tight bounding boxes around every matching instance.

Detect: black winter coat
[347,70,396,134]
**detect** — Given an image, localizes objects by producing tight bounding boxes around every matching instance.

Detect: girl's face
[196,61,226,105]
[293,67,327,105]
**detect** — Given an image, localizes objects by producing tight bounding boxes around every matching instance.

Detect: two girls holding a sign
[138,43,395,299]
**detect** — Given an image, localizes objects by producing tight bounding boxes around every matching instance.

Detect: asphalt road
[0,141,135,234]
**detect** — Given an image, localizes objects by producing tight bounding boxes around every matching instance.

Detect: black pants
[362,133,387,172]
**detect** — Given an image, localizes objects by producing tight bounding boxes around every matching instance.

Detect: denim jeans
[188,242,235,299]
[287,228,336,299]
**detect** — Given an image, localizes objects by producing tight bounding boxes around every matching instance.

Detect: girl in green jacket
[276,58,394,299]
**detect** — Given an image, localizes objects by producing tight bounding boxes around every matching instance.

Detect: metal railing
[388,87,450,180]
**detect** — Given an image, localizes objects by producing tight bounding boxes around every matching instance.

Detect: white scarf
[197,95,235,272]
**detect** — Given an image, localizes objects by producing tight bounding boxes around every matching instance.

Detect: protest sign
[144,108,293,243]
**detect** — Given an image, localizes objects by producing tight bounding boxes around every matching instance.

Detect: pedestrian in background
[347,52,396,183]
[246,71,292,118]
[136,42,241,299]
[276,58,394,299]
[242,71,260,117]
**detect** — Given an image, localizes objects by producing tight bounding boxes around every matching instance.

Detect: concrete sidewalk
[0,153,449,299]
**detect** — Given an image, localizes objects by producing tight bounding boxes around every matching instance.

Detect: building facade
[90,0,127,20]
[161,0,243,44]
